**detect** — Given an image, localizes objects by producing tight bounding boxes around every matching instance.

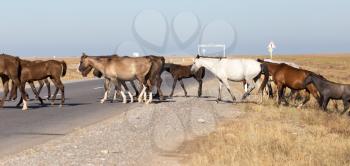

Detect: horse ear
[82,52,87,59]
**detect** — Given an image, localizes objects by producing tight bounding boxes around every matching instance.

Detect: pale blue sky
[0,0,349,56]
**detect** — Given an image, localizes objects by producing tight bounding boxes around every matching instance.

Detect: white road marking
[94,87,104,90]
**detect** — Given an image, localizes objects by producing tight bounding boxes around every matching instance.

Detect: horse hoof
[51,102,55,105]
[100,100,105,104]
[59,104,63,107]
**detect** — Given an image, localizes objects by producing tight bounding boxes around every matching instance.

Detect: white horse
[191,55,269,102]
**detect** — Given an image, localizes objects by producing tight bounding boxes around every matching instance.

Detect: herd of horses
[0,53,349,116]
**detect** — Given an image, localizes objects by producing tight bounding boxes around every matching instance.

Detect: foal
[164,63,205,97]
[16,60,67,110]
[304,73,350,115]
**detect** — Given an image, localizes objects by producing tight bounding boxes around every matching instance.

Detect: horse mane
[197,55,226,60]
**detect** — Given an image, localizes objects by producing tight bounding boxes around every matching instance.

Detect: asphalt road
[0,71,214,157]
[0,79,144,157]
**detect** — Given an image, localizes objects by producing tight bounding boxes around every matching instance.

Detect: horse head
[191,55,202,73]
[79,53,93,77]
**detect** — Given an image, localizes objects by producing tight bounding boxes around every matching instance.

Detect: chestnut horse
[257,59,319,107]
[0,54,26,108]
[163,63,205,97]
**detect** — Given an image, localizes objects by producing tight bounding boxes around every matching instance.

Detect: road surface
[0,72,213,157]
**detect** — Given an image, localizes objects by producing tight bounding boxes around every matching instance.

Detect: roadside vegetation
[181,54,350,166]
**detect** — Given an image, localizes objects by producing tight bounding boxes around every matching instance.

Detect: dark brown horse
[8,59,51,101]
[163,63,205,97]
[0,54,26,109]
[15,60,67,110]
[304,73,350,115]
[257,59,319,107]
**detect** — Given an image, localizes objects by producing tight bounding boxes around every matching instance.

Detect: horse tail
[258,63,269,93]
[61,61,67,77]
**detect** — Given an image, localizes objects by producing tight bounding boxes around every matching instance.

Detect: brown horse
[257,59,319,107]
[15,60,67,110]
[78,53,153,104]
[0,54,26,108]
[8,59,51,101]
[164,63,205,97]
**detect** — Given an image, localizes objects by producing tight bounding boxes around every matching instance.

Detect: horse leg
[44,79,51,100]
[297,90,310,109]
[29,81,44,105]
[222,79,236,102]
[9,80,18,101]
[216,80,222,103]
[56,79,65,106]
[18,81,29,111]
[169,77,178,97]
[121,81,133,103]
[115,80,127,104]
[242,79,256,100]
[138,84,147,103]
[322,96,330,111]
[197,79,203,97]
[36,80,44,99]
[276,83,283,105]
[130,81,139,97]
[156,77,164,100]
[0,76,9,106]
[267,80,273,98]
[50,78,64,106]
[101,78,111,103]
[179,79,188,97]
[145,81,153,104]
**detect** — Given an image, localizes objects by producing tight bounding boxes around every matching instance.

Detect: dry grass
[182,104,350,166]
[179,54,350,166]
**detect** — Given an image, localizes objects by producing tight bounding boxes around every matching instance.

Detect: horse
[257,59,320,107]
[163,63,205,97]
[0,54,27,109]
[304,73,350,115]
[15,60,67,110]
[78,53,153,104]
[8,59,51,101]
[92,55,165,102]
[191,55,269,103]
[261,59,301,98]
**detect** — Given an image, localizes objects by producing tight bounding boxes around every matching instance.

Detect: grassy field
[178,54,350,166]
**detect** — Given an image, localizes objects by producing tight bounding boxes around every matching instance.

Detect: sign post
[267,41,276,59]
